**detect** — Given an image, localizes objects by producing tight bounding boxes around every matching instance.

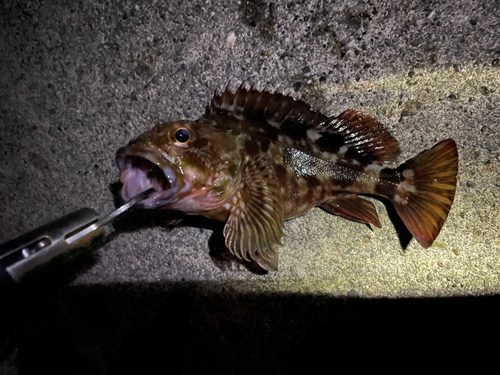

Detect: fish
[116,83,458,271]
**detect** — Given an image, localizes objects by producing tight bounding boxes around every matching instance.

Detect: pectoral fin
[321,194,381,228]
[223,155,284,271]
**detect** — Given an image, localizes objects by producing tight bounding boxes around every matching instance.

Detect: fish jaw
[116,146,181,208]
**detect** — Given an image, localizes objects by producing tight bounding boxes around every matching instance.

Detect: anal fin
[321,194,381,228]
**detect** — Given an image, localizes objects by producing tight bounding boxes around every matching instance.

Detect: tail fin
[392,139,458,248]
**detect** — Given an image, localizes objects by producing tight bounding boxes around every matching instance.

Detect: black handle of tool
[0,264,13,284]
[0,208,100,284]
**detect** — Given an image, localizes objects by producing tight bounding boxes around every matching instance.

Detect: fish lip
[116,145,180,208]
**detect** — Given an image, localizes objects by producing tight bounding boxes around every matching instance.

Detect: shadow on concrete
[1,271,498,374]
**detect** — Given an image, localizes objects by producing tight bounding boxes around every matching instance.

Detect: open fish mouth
[116,148,179,209]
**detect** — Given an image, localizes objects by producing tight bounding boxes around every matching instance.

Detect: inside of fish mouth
[125,155,170,191]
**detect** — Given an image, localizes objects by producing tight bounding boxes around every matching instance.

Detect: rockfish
[116,84,458,270]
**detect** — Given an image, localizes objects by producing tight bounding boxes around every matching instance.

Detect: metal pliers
[0,188,154,284]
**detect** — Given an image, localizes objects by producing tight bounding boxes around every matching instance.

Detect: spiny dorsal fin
[207,83,327,129]
[208,84,400,165]
[314,110,401,165]
[222,154,284,271]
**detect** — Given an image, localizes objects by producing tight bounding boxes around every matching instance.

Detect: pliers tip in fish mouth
[65,188,155,244]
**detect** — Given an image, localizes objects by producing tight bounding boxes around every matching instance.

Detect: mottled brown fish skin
[201,109,391,222]
[116,84,458,271]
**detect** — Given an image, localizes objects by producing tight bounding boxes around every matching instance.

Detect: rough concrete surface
[0,0,499,373]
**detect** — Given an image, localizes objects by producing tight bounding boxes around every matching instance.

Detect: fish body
[117,84,458,270]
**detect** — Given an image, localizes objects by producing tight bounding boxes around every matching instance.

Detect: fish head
[116,119,246,213]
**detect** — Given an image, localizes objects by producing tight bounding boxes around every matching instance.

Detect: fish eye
[174,128,190,143]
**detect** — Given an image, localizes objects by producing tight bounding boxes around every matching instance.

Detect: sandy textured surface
[1,0,499,373]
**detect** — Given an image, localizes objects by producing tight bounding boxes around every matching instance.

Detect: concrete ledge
[0,0,499,371]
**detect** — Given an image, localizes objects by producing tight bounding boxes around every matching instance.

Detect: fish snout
[116,146,179,208]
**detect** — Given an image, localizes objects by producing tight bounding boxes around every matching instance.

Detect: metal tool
[0,188,154,284]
